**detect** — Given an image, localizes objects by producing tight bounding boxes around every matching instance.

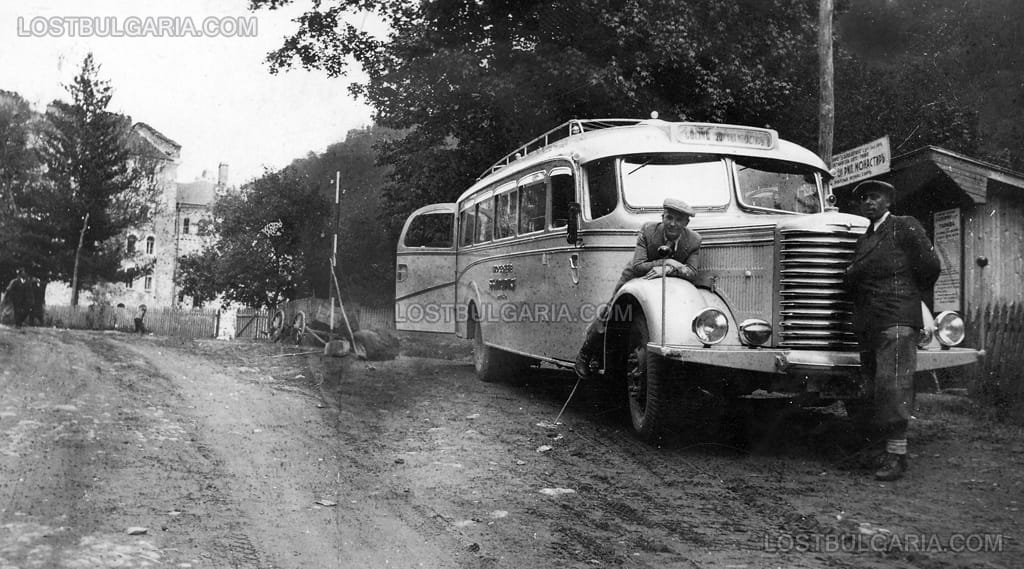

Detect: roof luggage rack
[478,118,644,179]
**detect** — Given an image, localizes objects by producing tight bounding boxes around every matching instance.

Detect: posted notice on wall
[933,208,962,312]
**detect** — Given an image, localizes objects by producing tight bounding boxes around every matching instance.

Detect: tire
[625,313,675,440]
[471,313,510,383]
[291,311,306,345]
[268,309,285,341]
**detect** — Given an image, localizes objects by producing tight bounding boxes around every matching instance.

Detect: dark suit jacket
[845,214,940,333]
[3,277,34,310]
[613,222,701,292]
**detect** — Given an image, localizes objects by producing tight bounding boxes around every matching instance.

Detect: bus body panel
[395,203,457,334]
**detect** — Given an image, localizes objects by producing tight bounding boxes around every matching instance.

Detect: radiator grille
[778,228,859,348]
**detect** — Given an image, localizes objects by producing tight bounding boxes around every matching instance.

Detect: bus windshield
[734,157,822,214]
[620,154,730,209]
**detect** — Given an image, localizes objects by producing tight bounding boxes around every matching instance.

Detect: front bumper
[647,343,982,375]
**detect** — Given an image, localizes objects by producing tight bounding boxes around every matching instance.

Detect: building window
[183,218,190,234]
[144,276,153,291]
[146,236,155,254]
[127,235,137,254]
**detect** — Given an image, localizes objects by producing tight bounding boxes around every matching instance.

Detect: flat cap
[663,197,695,216]
[851,180,894,199]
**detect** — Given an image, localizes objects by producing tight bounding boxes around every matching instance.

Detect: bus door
[536,166,590,362]
[395,203,457,333]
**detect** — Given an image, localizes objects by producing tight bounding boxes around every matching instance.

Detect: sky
[0,0,382,185]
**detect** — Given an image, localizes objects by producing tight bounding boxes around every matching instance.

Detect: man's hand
[644,260,695,280]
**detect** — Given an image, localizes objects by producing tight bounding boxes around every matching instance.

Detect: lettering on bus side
[489,278,516,291]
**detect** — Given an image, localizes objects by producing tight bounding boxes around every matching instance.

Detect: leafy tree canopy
[181,166,329,309]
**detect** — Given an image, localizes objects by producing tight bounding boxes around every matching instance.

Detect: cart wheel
[268,309,285,340]
[291,311,307,345]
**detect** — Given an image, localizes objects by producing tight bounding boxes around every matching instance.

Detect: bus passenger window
[518,182,546,233]
[550,171,574,228]
[475,199,494,243]
[585,158,617,219]
[404,212,453,248]
[495,191,517,239]
[459,208,475,247]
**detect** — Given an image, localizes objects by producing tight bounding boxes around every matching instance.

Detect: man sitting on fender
[575,197,702,379]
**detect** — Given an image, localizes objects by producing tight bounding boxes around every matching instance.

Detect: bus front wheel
[625,313,674,440]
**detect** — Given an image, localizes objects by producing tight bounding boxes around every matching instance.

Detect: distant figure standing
[28,277,44,326]
[134,304,148,334]
[3,268,35,328]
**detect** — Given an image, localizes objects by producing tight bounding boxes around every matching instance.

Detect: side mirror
[566,202,582,245]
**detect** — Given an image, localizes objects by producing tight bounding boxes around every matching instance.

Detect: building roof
[176,179,216,205]
[131,122,182,162]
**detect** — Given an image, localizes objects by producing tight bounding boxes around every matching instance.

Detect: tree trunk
[70,212,90,306]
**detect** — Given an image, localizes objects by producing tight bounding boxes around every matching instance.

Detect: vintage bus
[395,118,979,439]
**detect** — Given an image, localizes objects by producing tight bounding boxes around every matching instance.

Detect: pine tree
[32,53,161,305]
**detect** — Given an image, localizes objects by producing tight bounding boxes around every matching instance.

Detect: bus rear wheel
[472,314,514,383]
[625,313,674,440]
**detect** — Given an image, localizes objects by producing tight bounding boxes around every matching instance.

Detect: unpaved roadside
[1,326,1022,569]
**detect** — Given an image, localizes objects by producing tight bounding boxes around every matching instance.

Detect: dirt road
[0,326,1020,568]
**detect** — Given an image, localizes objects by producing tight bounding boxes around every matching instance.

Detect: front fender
[613,278,736,346]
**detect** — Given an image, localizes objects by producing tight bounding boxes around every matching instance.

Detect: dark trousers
[134,318,146,334]
[13,307,30,327]
[858,325,917,440]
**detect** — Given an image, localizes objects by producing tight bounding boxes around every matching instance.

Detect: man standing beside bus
[844,180,940,482]
[575,197,702,379]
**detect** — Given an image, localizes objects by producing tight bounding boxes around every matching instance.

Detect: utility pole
[329,171,340,331]
[819,0,835,168]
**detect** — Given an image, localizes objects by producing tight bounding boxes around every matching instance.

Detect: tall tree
[30,53,161,304]
[0,90,45,283]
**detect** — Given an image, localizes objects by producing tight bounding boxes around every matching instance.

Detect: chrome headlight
[692,308,728,345]
[739,319,772,346]
[935,311,965,347]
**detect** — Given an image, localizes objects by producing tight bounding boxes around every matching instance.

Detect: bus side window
[518,181,546,234]
[404,212,453,248]
[585,157,617,219]
[495,190,517,239]
[550,169,574,228]
[476,199,494,243]
[459,207,475,247]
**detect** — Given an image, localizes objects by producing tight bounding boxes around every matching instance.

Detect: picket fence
[965,302,1024,408]
[45,305,218,339]
[44,301,395,341]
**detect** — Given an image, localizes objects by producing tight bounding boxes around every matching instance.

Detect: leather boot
[874,453,908,481]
